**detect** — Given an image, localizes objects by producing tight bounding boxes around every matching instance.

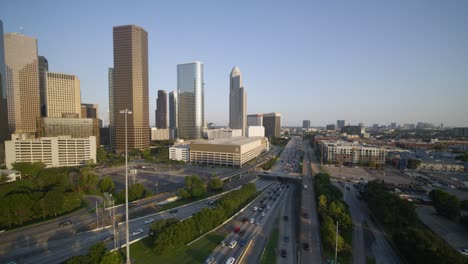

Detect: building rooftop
[194,136,263,146]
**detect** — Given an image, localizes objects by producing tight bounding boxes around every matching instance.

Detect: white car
[266,205,271,210]
[132,228,144,236]
[144,218,155,224]
[228,240,237,248]
[460,248,468,256]
[250,218,255,224]
[253,206,258,211]
[204,256,215,264]
[225,257,236,264]
[261,212,266,217]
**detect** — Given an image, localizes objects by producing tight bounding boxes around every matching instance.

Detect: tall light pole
[120,109,132,264]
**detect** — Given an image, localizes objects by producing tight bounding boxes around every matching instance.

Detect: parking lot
[324,165,414,185]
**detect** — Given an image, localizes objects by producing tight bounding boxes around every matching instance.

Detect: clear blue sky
[2,0,467,127]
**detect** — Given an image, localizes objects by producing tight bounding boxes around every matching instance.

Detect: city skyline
[1,1,467,127]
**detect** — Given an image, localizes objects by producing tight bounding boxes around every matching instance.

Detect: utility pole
[120,109,132,264]
[96,201,99,229]
[335,221,339,264]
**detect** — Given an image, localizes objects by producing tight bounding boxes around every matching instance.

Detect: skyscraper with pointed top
[229,67,247,136]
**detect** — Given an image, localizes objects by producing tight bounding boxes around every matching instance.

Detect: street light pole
[120,109,132,264]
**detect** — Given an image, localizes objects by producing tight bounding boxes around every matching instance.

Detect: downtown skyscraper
[112,25,149,153]
[4,32,40,135]
[177,62,204,139]
[168,91,178,139]
[229,67,247,136]
[0,20,9,162]
[156,90,167,129]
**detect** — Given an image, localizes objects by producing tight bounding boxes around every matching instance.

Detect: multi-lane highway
[0,178,273,264]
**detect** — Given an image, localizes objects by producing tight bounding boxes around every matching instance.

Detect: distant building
[108,67,115,149]
[177,62,204,139]
[390,122,397,129]
[190,137,268,168]
[168,91,178,139]
[0,21,8,163]
[263,113,281,138]
[303,120,311,129]
[38,56,48,117]
[36,117,100,148]
[81,104,98,118]
[247,126,265,137]
[326,124,337,131]
[46,72,81,118]
[205,128,242,140]
[156,90,167,129]
[341,125,366,136]
[5,135,96,169]
[337,120,346,130]
[151,127,169,141]
[169,144,189,162]
[319,140,386,167]
[454,127,468,137]
[4,33,41,134]
[229,67,247,136]
[247,114,263,127]
[99,127,109,146]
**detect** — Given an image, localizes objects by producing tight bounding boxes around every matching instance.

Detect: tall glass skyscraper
[177,62,204,139]
[229,67,247,136]
[0,20,9,162]
[168,91,178,139]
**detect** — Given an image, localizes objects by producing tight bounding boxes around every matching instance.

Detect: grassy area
[262,157,279,170]
[130,232,224,264]
[260,225,279,264]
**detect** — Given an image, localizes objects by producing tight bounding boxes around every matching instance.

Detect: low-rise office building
[151,127,169,141]
[169,144,190,162]
[319,140,386,167]
[5,135,96,169]
[247,126,265,137]
[205,128,242,140]
[190,137,268,167]
[36,117,100,146]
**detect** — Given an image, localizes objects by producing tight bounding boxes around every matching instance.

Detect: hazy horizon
[1,0,467,127]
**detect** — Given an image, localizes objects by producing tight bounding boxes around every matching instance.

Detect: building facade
[247,114,263,126]
[4,33,41,134]
[36,117,100,147]
[337,120,346,130]
[38,56,48,117]
[341,125,366,136]
[177,62,204,139]
[156,90,167,128]
[303,120,311,129]
[263,113,281,138]
[81,103,98,118]
[113,25,150,153]
[247,126,265,137]
[46,72,81,118]
[5,135,96,169]
[0,20,9,162]
[150,127,169,141]
[169,144,189,162]
[168,91,178,139]
[229,67,247,136]
[326,124,337,131]
[108,67,115,148]
[205,128,242,140]
[189,137,268,168]
[454,127,468,137]
[319,140,386,167]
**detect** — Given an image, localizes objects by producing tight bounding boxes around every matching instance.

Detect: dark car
[169,209,178,214]
[240,239,246,246]
[283,215,288,221]
[281,249,287,258]
[283,236,289,242]
[59,220,72,227]
[303,243,310,251]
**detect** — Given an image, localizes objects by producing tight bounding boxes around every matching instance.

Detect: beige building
[4,33,40,134]
[169,144,190,162]
[5,135,96,169]
[36,117,100,147]
[151,127,169,141]
[45,72,81,118]
[319,140,386,167]
[113,25,149,153]
[205,128,242,140]
[81,103,98,118]
[190,137,268,167]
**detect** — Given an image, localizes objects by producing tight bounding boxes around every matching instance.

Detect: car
[303,242,310,251]
[144,218,155,224]
[240,239,246,246]
[228,240,237,248]
[104,235,114,242]
[234,226,240,233]
[59,220,72,227]
[281,249,287,257]
[132,228,144,236]
[304,184,308,189]
[221,240,227,247]
[460,248,468,256]
[253,206,258,211]
[283,236,289,242]
[242,217,249,223]
[169,209,178,214]
[283,215,288,221]
[255,221,260,226]
[239,230,245,236]
[225,257,236,264]
[250,218,255,224]
[204,256,215,264]
[266,205,271,210]
[129,202,137,207]
[261,212,266,217]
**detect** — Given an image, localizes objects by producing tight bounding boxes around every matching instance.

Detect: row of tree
[362,181,468,264]
[261,157,278,170]
[64,242,123,264]
[178,175,224,200]
[314,172,353,257]
[150,182,257,254]
[0,162,89,228]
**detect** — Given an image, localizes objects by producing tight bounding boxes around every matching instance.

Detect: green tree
[79,167,99,193]
[460,199,468,210]
[98,177,115,193]
[96,147,108,163]
[12,162,46,177]
[208,177,223,191]
[0,173,9,183]
[44,190,64,216]
[99,251,123,264]
[429,189,460,220]
[88,242,106,264]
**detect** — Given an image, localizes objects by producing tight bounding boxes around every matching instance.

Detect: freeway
[206,181,291,264]
[300,140,323,264]
[0,178,273,264]
[276,184,297,264]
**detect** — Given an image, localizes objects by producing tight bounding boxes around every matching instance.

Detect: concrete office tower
[108,67,115,148]
[303,120,311,129]
[81,103,98,118]
[229,67,247,136]
[156,90,167,128]
[113,25,150,153]
[46,72,81,118]
[247,114,263,126]
[337,120,346,130]
[177,62,204,139]
[263,112,281,138]
[38,56,48,116]
[168,91,178,139]
[4,33,40,134]
[0,20,8,162]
